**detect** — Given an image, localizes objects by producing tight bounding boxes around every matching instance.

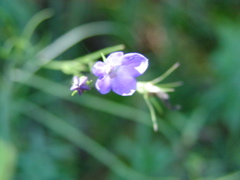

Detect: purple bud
[70,76,91,95]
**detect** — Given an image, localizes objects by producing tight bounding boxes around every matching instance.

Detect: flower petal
[106,51,124,66]
[81,84,91,91]
[92,61,107,78]
[73,76,80,85]
[77,89,83,95]
[79,76,88,84]
[70,76,90,94]
[70,85,78,91]
[111,74,136,96]
[121,53,148,77]
[95,76,111,94]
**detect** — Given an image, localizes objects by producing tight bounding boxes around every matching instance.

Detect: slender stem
[150,62,180,84]
[150,96,163,115]
[79,44,124,63]
[157,87,174,93]
[101,53,107,62]
[144,93,158,132]
[157,81,183,88]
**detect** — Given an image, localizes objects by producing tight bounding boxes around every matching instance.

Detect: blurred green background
[1,0,240,180]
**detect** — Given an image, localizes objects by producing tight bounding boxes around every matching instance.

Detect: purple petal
[77,89,83,95]
[111,74,136,96]
[81,84,91,91]
[106,51,124,66]
[92,61,106,78]
[70,85,78,91]
[73,76,80,85]
[70,76,90,92]
[95,76,111,94]
[79,76,88,84]
[121,53,148,77]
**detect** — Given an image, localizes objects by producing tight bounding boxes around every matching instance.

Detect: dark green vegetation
[1,0,240,179]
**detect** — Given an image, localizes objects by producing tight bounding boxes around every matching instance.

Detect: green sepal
[71,90,78,96]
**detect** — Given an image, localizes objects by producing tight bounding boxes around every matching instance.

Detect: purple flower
[70,76,91,95]
[92,51,148,96]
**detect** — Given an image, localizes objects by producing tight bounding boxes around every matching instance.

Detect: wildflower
[92,51,148,96]
[70,76,91,95]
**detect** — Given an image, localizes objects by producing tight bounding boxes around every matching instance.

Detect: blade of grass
[0,139,17,180]
[24,21,126,73]
[21,100,176,180]
[12,69,178,144]
[22,8,53,43]
[11,69,152,126]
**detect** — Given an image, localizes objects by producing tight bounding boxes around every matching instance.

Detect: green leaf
[0,139,17,180]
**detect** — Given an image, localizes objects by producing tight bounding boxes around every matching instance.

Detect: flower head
[92,51,148,96]
[70,76,91,95]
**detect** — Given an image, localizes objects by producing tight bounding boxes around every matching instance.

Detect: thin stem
[156,87,175,93]
[79,44,124,63]
[101,53,107,62]
[157,81,183,88]
[150,96,163,115]
[144,93,158,132]
[150,62,180,84]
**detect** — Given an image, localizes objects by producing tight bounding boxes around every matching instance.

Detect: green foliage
[0,139,16,180]
[1,0,240,180]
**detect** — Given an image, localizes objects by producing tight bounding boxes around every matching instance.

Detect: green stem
[74,44,124,63]
[101,53,107,62]
[157,81,183,88]
[150,62,180,84]
[144,93,158,131]
[150,96,163,115]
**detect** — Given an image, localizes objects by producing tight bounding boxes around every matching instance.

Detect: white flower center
[105,65,112,74]
[105,65,119,78]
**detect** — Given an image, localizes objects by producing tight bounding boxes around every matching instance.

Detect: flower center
[105,65,119,78]
[105,65,112,74]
